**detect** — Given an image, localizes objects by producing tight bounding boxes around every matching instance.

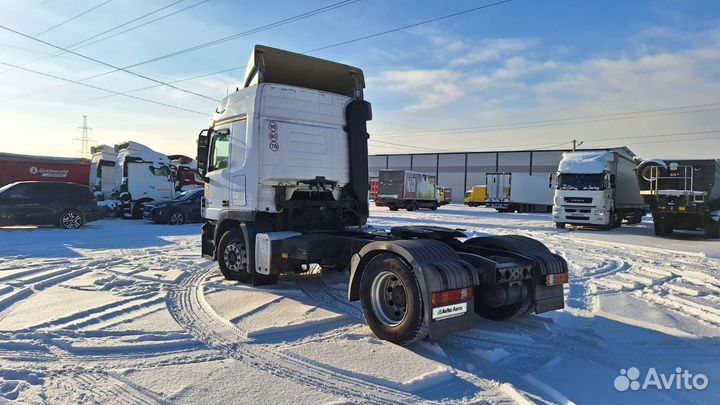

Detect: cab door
[203,126,232,219]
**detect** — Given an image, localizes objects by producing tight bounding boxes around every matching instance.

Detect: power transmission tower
[74,115,96,158]
[572,139,584,151]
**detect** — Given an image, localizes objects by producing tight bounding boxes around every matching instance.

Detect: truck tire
[359,253,427,345]
[654,216,673,237]
[407,201,418,212]
[628,210,644,224]
[430,202,438,211]
[389,206,399,211]
[217,228,251,282]
[556,222,566,229]
[59,209,84,229]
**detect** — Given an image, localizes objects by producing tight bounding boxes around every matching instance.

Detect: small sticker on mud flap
[432,302,467,320]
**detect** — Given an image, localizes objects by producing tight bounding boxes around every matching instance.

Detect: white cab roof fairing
[243,45,365,100]
[558,151,614,174]
[115,141,170,165]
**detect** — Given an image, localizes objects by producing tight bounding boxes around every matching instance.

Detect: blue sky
[0,0,718,159]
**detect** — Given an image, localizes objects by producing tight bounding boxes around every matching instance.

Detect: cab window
[149,165,170,176]
[209,129,230,172]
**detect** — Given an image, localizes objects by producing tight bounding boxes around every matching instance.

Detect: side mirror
[607,173,616,188]
[196,129,210,177]
[548,173,555,189]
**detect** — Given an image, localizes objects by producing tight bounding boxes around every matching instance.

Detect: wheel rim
[169,212,184,225]
[62,212,81,229]
[223,241,246,273]
[370,271,408,326]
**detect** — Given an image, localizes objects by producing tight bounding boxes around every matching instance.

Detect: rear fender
[348,238,481,340]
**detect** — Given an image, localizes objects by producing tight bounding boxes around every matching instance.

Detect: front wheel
[59,209,84,229]
[217,229,251,282]
[431,202,438,211]
[360,253,427,345]
[555,222,566,229]
[407,201,418,212]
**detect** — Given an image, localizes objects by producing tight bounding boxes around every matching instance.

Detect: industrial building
[369,148,630,203]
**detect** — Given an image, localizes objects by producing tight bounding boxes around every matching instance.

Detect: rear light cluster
[432,287,473,306]
[546,272,569,286]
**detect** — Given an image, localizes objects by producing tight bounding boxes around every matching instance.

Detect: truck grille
[564,197,592,204]
[566,215,590,220]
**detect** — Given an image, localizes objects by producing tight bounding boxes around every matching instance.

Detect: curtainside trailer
[197,45,568,345]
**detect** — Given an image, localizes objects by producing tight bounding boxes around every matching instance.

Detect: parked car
[0,181,100,229]
[143,189,203,225]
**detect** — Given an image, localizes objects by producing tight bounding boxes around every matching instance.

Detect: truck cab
[551,149,644,229]
[89,145,116,200]
[196,45,568,346]
[115,141,176,218]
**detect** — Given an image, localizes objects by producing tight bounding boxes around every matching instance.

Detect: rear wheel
[360,253,426,345]
[218,229,251,282]
[654,216,673,236]
[59,209,84,229]
[407,201,418,211]
[389,206,399,211]
[168,210,186,225]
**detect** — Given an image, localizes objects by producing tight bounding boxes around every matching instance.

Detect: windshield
[0,183,14,194]
[174,190,200,200]
[557,173,605,190]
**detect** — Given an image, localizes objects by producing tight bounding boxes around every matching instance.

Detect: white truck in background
[486,172,553,213]
[89,145,116,200]
[115,141,176,218]
[551,148,645,229]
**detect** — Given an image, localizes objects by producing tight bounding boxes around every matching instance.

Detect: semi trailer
[486,172,553,213]
[375,170,439,211]
[0,152,90,187]
[637,159,720,238]
[551,148,645,229]
[197,45,568,345]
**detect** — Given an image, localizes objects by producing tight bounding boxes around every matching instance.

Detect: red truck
[0,153,90,187]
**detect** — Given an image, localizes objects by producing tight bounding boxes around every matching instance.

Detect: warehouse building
[369,148,626,203]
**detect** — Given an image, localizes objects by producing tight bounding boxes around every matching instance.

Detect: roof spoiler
[243,45,365,99]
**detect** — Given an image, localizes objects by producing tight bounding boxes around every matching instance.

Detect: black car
[0,181,101,229]
[143,188,203,225]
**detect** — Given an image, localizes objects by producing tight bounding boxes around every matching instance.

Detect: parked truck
[0,152,89,187]
[636,159,720,238]
[375,170,439,211]
[114,141,176,218]
[551,148,645,229]
[464,185,487,207]
[436,187,452,205]
[197,45,568,345]
[486,173,553,213]
[89,145,117,199]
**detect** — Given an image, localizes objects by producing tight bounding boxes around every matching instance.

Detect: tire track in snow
[168,263,432,405]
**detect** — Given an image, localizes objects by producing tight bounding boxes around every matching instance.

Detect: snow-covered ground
[1,205,719,405]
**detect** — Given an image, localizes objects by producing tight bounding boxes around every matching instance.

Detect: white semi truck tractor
[197,45,568,345]
[551,148,645,229]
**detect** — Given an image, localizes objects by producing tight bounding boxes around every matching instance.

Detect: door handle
[222,200,229,207]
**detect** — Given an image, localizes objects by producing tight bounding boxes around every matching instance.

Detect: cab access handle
[222,200,229,207]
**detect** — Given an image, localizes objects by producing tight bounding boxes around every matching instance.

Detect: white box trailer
[486,173,553,213]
